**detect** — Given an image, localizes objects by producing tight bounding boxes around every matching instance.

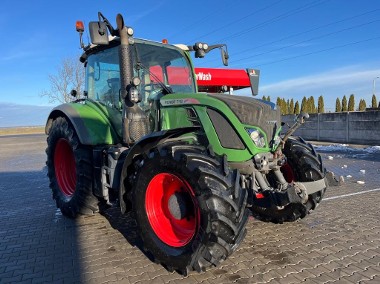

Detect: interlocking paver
[1,135,380,284]
[273,273,302,284]
[368,255,380,266]
[357,266,380,278]
[340,271,371,283]
[1,275,23,284]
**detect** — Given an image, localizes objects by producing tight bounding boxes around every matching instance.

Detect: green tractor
[45,12,336,275]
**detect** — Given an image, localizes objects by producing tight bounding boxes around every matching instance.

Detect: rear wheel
[251,136,326,223]
[129,143,249,274]
[46,117,99,218]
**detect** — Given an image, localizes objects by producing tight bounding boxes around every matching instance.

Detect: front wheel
[251,136,327,223]
[46,117,99,218]
[129,143,249,275]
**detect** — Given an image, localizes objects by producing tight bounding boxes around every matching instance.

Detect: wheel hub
[168,192,193,220]
[145,173,199,247]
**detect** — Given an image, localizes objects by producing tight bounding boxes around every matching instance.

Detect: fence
[281,111,380,145]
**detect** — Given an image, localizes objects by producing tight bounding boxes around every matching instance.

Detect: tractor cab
[83,38,197,112]
[76,12,230,145]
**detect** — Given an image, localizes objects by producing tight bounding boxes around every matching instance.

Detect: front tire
[46,117,99,218]
[251,136,327,223]
[129,143,249,274]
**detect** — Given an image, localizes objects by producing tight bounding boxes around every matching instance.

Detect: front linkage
[243,113,342,223]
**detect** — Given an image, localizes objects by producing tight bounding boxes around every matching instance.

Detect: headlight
[127,27,134,36]
[128,87,140,103]
[246,128,266,148]
[273,135,281,148]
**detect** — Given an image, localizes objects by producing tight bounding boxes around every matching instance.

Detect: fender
[119,126,200,214]
[45,102,122,145]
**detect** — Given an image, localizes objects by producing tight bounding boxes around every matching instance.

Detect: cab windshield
[85,40,196,109]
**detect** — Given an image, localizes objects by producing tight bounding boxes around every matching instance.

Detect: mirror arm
[98,12,117,36]
[204,44,226,54]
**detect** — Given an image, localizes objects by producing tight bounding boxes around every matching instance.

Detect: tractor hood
[208,94,281,143]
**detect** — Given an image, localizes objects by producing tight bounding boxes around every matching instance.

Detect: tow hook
[325,171,344,186]
[294,182,308,204]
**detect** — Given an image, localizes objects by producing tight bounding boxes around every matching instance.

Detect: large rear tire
[251,136,326,223]
[129,143,249,275]
[46,117,99,218]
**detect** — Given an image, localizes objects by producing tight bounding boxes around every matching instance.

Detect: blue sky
[1,0,380,116]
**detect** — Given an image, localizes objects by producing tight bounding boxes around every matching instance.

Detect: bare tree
[41,56,85,104]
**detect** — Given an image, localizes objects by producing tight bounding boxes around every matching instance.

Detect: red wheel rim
[145,173,199,247]
[54,138,76,197]
[281,163,295,183]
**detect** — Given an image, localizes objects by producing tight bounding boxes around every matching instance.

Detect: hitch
[251,173,343,209]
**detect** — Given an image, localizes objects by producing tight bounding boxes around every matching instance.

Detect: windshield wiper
[136,62,173,95]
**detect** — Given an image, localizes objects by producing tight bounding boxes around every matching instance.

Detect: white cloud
[0,32,47,62]
[128,2,166,23]
[0,51,33,61]
[260,65,380,109]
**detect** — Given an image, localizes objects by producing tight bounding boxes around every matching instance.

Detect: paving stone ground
[0,135,379,283]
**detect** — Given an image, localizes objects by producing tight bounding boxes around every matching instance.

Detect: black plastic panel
[207,108,245,150]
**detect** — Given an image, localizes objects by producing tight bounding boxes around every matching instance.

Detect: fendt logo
[196,72,212,81]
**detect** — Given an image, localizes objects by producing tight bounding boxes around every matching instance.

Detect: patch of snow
[365,146,380,153]
[360,169,366,174]
[313,144,350,151]
[314,144,380,154]
[357,181,365,184]
[327,156,334,160]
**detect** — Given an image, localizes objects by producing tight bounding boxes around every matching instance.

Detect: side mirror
[190,43,229,66]
[221,48,229,66]
[88,21,109,45]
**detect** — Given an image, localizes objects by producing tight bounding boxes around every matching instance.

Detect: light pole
[373,76,379,96]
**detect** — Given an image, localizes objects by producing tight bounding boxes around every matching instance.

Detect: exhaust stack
[116,14,149,145]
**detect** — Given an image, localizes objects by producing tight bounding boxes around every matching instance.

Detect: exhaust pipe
[116,14,149,145]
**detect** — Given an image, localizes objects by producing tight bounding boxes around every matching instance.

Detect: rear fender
[45,103,122,145]
[119,126,200,214]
